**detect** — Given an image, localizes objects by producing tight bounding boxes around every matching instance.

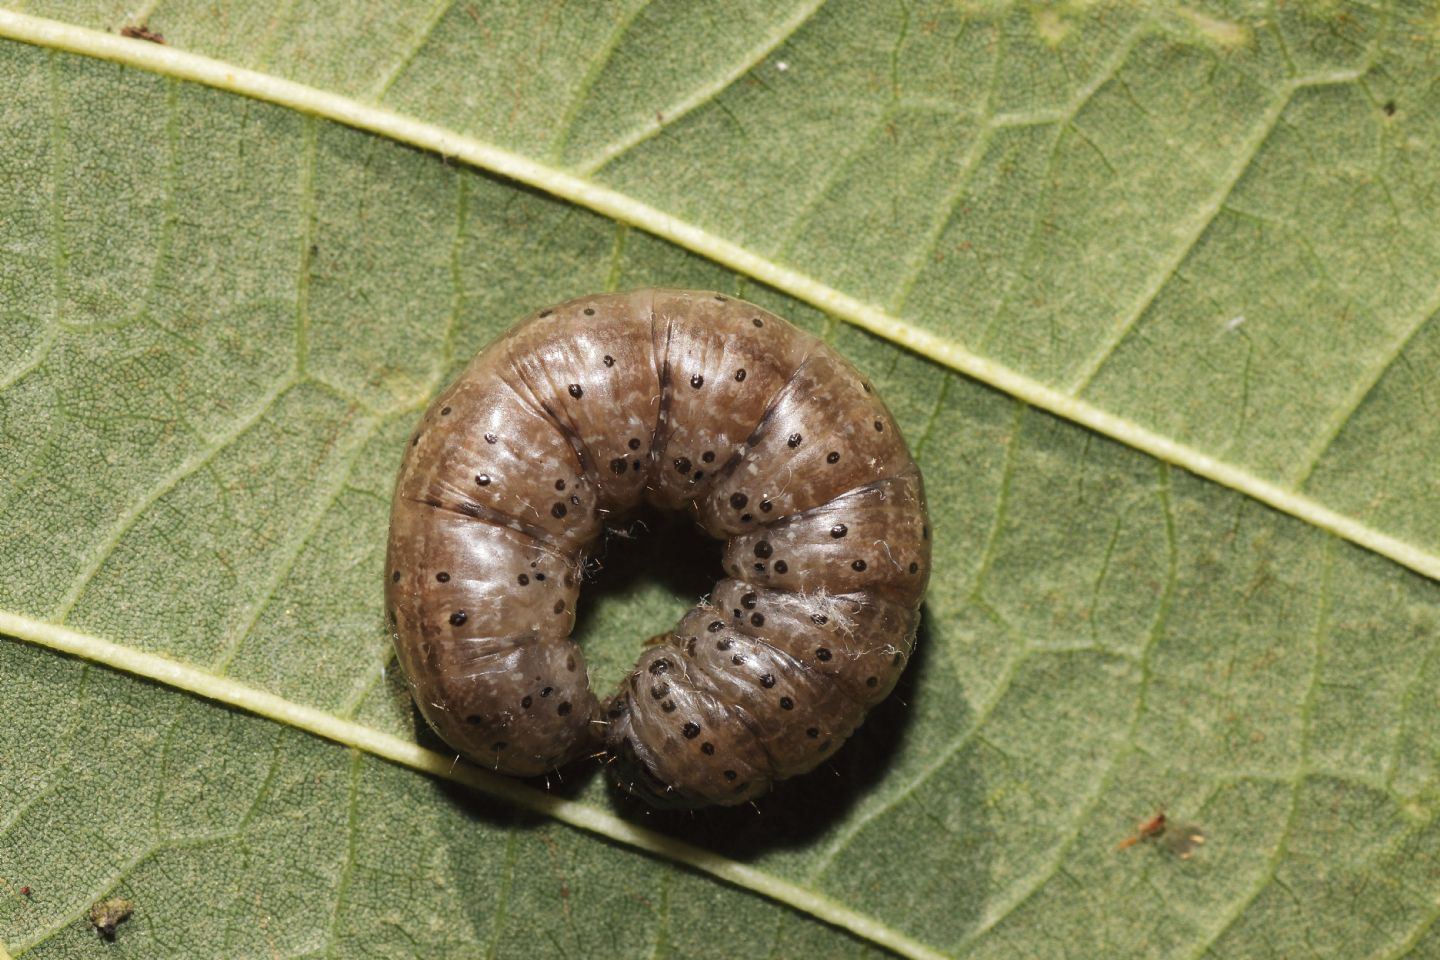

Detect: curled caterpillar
[385,289,930,807]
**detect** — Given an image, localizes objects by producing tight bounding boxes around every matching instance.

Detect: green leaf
[2,3,1438,959]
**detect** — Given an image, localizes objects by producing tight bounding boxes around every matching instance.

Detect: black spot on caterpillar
[386,289,930,807]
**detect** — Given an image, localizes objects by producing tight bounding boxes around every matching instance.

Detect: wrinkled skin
[385,289,929,806]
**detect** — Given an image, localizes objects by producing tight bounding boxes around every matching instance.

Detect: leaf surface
[2,3,1439,958]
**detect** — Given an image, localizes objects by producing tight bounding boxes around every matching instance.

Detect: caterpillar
[385,289,930,807]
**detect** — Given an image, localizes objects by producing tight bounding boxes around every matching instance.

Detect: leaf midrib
[1,11,1428,586]
[0,609,947,960]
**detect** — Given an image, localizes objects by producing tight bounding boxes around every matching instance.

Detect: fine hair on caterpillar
[385,289,930,808]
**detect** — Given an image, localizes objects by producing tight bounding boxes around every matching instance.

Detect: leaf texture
[2,3,1439,958]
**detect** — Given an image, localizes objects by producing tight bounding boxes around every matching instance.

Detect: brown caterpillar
[385,289,930,807]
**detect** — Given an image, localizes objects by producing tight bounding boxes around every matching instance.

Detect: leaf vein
[0,613,949,960]
[575,0,827,175]
[953,462,1179,952]
[322,749,364,960]
[3,10,1435,586]
[1181,537,1334,959]
[51,374,298,621]
[546,0,656,166]
[1291,293,1440,488]
[1066,82,1297,394]
[365,0,459,103]
[209,413,381,675]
